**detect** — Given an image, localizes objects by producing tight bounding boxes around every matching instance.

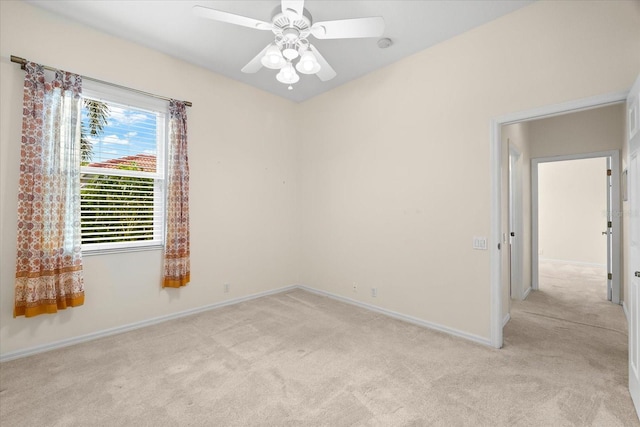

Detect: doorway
[490,92,627,349]
[532,152,620,304]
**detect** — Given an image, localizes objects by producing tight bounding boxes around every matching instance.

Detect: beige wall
[297,0,639,340]
[538,158,608,266]
[0,1,300,355]
[529,104,626,159]
[1,0,639,356]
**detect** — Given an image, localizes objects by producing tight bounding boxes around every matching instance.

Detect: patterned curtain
[163,100,190,288]
[14,63,85,317]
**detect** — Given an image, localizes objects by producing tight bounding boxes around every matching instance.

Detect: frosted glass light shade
[295,51,321,74]
[276,62,300,84]
[261,45,286,69]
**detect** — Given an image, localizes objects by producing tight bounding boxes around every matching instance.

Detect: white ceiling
[27,0,533,103]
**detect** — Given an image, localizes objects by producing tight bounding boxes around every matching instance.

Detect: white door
[509,146,523,300]
[627,75,640,419]
[606,156,613,301]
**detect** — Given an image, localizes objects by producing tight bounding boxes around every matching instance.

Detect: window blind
[80,83,167,252]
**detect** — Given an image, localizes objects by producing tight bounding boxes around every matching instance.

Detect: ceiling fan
[193,0,385,88]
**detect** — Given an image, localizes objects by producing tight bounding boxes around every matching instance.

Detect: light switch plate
[473,236,487,250]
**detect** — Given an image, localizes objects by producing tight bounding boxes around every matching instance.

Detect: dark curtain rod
[10,55,192,107]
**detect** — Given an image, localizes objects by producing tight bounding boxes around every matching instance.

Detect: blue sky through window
[82,99,158,165]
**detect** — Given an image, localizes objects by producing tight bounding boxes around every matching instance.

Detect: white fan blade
[241,44,272,73]
[281,0,304,17]
[309,45,336,81]
[193,5,272,31]
[311,17,384,39]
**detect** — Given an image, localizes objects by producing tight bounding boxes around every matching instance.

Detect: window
[80,82,167,252]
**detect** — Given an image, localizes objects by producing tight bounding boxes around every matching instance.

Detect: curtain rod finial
[10,55,27,70]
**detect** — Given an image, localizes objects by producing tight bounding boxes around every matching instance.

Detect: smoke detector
[377,38,393,49]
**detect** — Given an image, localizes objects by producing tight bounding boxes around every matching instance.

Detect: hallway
[503,261,636,425]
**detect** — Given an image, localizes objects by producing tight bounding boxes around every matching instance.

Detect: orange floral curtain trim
[163,100,190,288]
[14,62,85,317]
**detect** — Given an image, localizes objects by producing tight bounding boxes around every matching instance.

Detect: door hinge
[608,221,612,228]
[607,169,612,176]
[608,273,612,280]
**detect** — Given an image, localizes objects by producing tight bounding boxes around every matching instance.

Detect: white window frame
[80,80,168,254]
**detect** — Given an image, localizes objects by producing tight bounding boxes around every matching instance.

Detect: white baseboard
[298,285,493,347]
[522,286,532,300]
[2,284,496,362]
[539,258,606,269]
[502,313,511,327]
[0,285,298,363]
[623,300,629,322]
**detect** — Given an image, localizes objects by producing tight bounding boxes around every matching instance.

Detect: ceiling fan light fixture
[295,50,320,74]
[276,62,300,84]
[261,44,286,69]
[195,0,386,88]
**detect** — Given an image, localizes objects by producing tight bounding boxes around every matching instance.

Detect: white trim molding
[539,258,607,269]
[1,284,494,362]
[299,286,493,347]
[523,286,532,300]
[623,300,629,322]
[502,313,511,328]
[490,118,503,348]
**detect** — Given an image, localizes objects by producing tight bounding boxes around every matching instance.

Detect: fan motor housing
[271,7,312,42]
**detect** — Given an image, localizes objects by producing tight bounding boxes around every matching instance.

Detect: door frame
[489,91,627,348]
[531,150,620,304]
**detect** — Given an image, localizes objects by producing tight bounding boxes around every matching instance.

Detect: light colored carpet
[0,262,638,426]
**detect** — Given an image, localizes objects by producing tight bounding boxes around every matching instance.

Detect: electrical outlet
[371,287,377,297]
[353,282,357,293]
[223,283,230,293]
